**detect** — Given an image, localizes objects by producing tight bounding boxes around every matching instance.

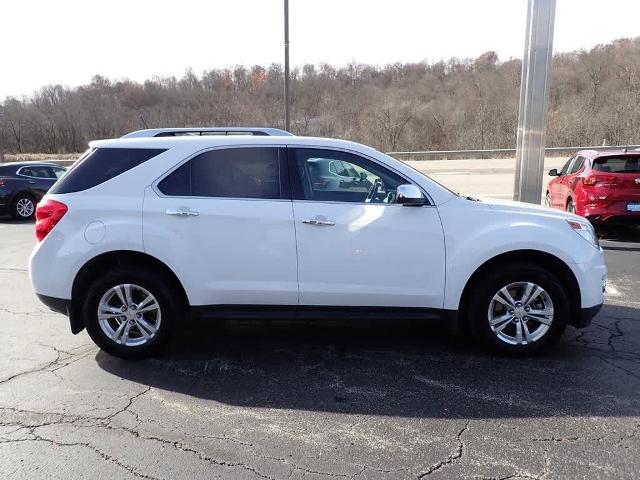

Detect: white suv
[29,129,606,358]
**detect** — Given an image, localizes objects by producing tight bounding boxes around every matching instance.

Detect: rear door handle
[166,208,199,217]
[28,180,36,184]
[302,218,335,226]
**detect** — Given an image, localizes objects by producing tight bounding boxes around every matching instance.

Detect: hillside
[1,37,639,154]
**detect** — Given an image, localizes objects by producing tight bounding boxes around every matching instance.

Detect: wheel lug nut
[525,307,530,312]
[508,309,514,314]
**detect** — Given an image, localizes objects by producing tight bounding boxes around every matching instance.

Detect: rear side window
[50,148,166,194]
[19,166,55,178]
[158,147,283,199]
[593,156,640,173]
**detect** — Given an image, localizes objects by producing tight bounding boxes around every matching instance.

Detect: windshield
[382,152,467,198]
[593,156,640,173]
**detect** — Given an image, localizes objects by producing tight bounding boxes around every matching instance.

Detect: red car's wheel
[566,199,575,214]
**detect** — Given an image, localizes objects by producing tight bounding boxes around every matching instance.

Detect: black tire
[566,199,575,214]
[10,193,36,220]
[83,266,179,359]
[466,262,569,355]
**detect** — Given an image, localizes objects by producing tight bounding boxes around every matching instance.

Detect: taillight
[35,199,68,242]
[583,174,617,187]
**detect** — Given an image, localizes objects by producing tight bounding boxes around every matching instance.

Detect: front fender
[438,198,600,310]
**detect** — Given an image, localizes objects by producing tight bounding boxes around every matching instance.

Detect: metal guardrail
[387,145,640,159]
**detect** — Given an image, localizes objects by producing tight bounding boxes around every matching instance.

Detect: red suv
[546,149,640,225]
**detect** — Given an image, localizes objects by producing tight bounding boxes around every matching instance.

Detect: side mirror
[548,168,559,176]
[396,184,427,206]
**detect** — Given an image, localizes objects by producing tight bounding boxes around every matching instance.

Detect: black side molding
[190,304,454,322]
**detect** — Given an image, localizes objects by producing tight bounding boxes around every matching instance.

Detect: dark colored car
[546,149,640,226]
[0,162,67,219]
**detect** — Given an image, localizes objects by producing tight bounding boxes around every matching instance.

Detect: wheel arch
[11,189,36,205]
[69,250,189,334]
[458,249,581,325]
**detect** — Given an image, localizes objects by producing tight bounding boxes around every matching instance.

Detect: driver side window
[559,156,574,176]
[290,148,406,203]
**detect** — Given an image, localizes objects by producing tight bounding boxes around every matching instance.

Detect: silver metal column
[513,0,556,203]
[0,106,5,163]
[283,0,291,132]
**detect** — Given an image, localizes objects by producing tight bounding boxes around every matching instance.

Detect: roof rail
[122,127,293,138]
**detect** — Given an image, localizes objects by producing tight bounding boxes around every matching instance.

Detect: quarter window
[50,148,166,194]
[158,147,283,200]
[290,148,406,203]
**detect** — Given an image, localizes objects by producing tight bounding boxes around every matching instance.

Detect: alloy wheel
[97,283,162,347]
[567,201,575,214]
[487,281,554,346]
[16,197,35,218]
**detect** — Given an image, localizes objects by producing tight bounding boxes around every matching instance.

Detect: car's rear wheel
[83,266,178,358]
[11,194,36,220]
[467,263,569,355]
[566,199,575,214]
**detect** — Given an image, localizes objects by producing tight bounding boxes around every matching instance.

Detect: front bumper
[574,303,603,328]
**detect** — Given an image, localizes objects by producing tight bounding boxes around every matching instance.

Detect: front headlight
[567,219,599,248]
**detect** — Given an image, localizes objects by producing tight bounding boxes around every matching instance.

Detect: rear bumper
[36,294,84,334]
[582,202,640,224]
[37,294,69,315]
[573,303,603,328]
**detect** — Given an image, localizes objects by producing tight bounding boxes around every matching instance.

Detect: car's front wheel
[467,263,569,354]
[83,266,178,358]
[11,194,36,220]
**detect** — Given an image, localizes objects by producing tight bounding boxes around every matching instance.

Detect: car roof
[576,149,640,159]
[89,135,368,152]
[0,161,63,168]
[122,127,293,138]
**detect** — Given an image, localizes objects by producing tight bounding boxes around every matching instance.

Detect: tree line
[1,37,639,155]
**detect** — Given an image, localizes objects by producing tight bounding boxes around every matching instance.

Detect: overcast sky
[2,0,639,99]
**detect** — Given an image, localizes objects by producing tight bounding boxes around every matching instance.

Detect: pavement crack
[104,386,152,425]
[0,343,94,386]
[2,432,165,480]
[418,421,470,478]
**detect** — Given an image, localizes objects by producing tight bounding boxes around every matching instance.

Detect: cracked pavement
[0,219,639,479]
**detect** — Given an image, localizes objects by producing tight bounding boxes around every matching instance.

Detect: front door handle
[28,180,36,184]
[166,208,199,217]
[302,218,335,226]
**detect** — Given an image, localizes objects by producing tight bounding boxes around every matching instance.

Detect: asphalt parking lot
[1,189,639,478]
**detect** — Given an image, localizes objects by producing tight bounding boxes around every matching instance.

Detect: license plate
[627,203,640,212]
